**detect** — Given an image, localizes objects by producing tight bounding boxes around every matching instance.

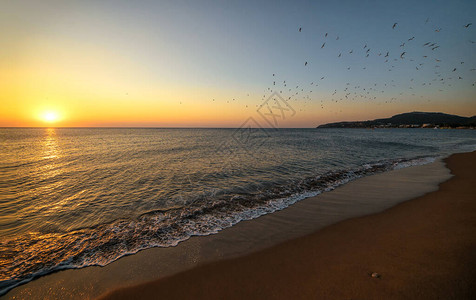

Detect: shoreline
[101,151,476,299]
[2,154,457,299]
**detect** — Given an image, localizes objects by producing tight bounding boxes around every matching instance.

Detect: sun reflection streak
[42,128,59,160]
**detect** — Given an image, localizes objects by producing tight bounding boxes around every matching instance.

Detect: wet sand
[100,151,476,300]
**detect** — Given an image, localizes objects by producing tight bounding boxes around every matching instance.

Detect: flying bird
[325,33,328,37]
[299,27,302,32]
[321,42,326,48]
[392,23,397,29]
[464,23,472,28]
[408,37,415,41]
[304,62,308,66]
[400,52,406,59]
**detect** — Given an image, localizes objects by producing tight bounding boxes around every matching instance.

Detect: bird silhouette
[321,42,326,48]
[400,52,406,59]
[392,23,397,29]
[305,62,308,66]
[299,27,302,32]
[464,23,472,28]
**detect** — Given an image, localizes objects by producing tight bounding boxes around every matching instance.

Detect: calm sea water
[1,128,475,294]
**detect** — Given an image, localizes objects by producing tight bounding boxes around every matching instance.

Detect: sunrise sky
[1,0,475,127]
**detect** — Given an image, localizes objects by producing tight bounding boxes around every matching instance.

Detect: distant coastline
[317,112,476,129]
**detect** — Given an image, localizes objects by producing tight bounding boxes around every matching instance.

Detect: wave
[0,155,437,296]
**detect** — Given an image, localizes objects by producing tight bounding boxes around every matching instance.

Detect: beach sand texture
[100,151,476,300]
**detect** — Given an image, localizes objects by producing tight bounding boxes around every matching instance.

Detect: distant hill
[317,112,476,128]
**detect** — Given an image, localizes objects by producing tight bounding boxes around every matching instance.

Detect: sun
[41,111,61,123]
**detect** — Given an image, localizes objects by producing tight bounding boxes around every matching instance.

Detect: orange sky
[1,1,475,128]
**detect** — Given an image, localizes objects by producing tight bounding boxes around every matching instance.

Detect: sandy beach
[100,151,476,300]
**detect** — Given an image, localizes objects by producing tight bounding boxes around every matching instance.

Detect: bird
[321,42,326,48]
[338,53,342,57]
[349,49,353,54]
[400,42,405,47]
[325,33,328,37]
[299,27,302,32]
[400,52,406,59]
[452,68,456,72]
[408,37,415,41]
[304,62,308,66]
[393,23,397,29]
[423,42,430,46]
[464,23,472,28]
[385,52,389,57]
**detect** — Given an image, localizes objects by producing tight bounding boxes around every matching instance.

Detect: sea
[1,127,475,295]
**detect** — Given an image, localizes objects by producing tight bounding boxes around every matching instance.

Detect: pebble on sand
[371,272,381,278]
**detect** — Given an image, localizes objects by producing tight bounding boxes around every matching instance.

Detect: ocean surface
[1,128,475,295]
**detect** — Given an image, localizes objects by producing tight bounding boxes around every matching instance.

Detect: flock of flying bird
[208,19,475,115]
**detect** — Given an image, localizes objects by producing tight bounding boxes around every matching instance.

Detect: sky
[1,0,475,127]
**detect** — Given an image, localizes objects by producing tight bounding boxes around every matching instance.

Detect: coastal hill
[317,112,476,129]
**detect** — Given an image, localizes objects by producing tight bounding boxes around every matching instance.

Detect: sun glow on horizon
[40,110,61,124]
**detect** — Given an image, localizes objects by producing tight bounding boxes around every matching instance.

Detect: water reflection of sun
[42,128,60,160]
